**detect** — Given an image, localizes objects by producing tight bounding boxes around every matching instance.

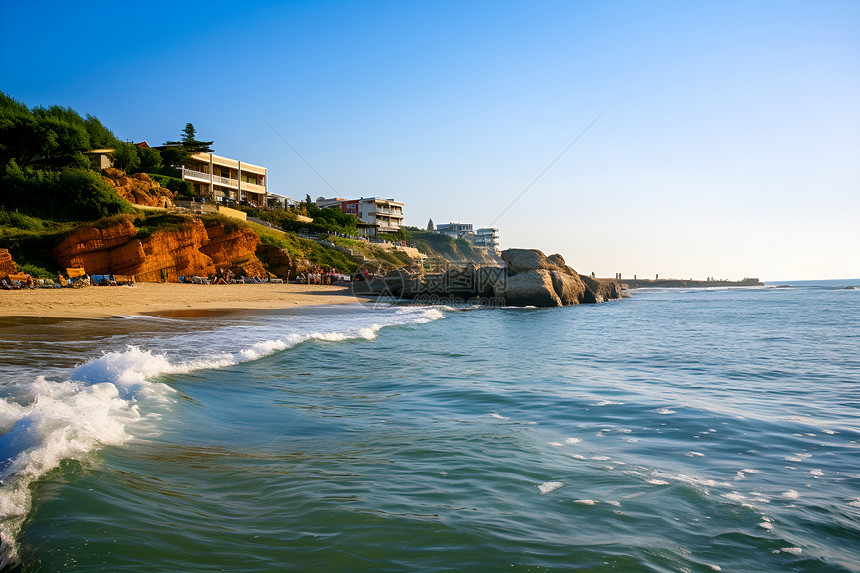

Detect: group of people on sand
[181,268,281,285]
[297,267,347,285]
[209,268,272,285]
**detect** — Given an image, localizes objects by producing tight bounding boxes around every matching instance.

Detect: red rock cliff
[54,217,267,282]
[0,248,18,277]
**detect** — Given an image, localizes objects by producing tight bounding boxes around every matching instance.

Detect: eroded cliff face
[102,168,175,208]
[54,217,268,282]
[0,248,18,277]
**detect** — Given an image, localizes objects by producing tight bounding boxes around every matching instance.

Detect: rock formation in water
[354,248,625,307]
[102,168,176,208]
[54,216,269,281]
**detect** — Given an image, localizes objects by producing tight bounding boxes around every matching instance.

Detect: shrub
[0,163,135,221]
[147,173,194,199]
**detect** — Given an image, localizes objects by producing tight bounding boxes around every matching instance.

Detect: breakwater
[619,277,763,289]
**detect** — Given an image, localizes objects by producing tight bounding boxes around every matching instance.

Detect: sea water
[0,282,858,572]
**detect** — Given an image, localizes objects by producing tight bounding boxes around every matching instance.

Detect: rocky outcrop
[0,249,18,277]
[256,244,293,279]
[102,168,175,208]
[54,217,270,282]
[354,248,625,307]
[498,249,599,307]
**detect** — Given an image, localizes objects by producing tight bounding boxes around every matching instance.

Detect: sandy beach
[0,282,370,319]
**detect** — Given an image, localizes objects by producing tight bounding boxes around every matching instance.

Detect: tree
[137,146,162,173]
[427,218,434,232]
[83,114,120,149]
[164,122,214,153]
[111,142,140,173]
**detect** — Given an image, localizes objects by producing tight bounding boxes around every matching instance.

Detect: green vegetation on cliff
[0,93,497,278]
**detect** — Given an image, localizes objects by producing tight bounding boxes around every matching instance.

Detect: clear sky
[2,0,858,280]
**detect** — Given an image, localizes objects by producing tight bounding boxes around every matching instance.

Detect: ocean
[1,281,858,572]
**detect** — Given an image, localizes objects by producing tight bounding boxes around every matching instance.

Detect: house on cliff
[316,196,405,237]
[434,223,500,253]
[162,149,269,208]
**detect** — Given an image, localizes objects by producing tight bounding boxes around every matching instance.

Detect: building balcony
[182,167,211,182]
[214,174,238,188]
[241,181,266,195]
[182,167,240,189]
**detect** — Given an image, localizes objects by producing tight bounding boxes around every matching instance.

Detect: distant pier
[616,277,764,289]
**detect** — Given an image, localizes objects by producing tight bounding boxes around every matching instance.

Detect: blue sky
[2,0,858,280]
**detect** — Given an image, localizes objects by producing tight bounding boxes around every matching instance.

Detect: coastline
[0,282,370,319]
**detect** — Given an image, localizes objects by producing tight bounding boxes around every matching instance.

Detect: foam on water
[538,481,563,495]
[0,304,450,567]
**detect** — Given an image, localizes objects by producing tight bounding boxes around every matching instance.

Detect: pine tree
[427,218,435,232]
[164,123,214,153]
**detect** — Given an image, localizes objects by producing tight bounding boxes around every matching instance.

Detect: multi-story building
[316,197,405,236]
[434,222,500,252]
[474,227,500,252]
[174,151,268,207]
[436,222,474,239]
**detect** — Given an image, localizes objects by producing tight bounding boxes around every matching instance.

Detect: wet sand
[0,282,369,319]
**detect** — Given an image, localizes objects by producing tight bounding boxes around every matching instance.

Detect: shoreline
[0,282,370,319]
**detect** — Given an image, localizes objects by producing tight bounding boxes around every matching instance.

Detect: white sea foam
[781,490,799,499]
[538,481,563,495]
[656,408,676,415]
[810,469,823,477]
[573,499,596,505]
[647,479,670,485]
[546,441,564,447]
[847,498,860,508]
[0,304,450,566]
[780,547,802,555]
[592,456,611,461]
[686,451,705,457]
[564,437,582,444]
[490,413,509,420]
[592,400,624,406]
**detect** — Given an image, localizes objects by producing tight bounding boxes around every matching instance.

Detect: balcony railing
[213,174,238,188]
[182,167,211,181]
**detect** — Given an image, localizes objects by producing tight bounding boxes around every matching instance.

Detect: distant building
[436,222,474,239]
[166,150,268,207]
[316,197,405,237]
[474,228,500,252]
[434,222,499,252]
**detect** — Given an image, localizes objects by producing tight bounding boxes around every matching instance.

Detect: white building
[474,228,500,252]
[316,197,405,236]
[436,222,474,239]
[434,222,500,252]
